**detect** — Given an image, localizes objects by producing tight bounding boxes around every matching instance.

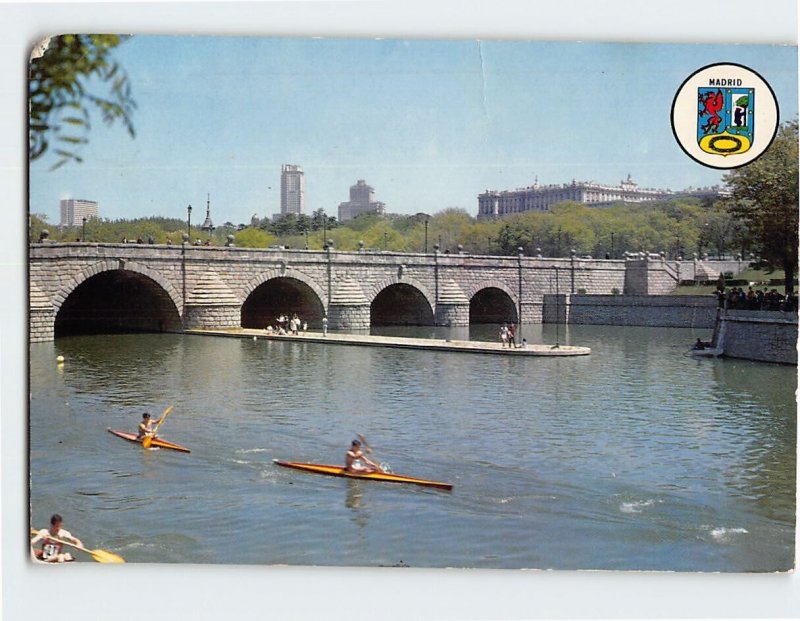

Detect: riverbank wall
[542,294,717,328]
[714,309,798,365]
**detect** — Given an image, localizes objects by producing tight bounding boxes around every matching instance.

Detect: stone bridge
[29,242,745,342]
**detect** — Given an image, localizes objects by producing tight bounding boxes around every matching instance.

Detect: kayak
[273,459,453,490]
[31,554,76,565]
[690,346,723,358]
[107,428,191,453]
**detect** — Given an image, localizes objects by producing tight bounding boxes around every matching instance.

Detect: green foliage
[345,213,384,232]
[29,213,51,242]
[29,34,136,169]
[235,228,276,248]
[31,191,772,263]
[724,119,799,293]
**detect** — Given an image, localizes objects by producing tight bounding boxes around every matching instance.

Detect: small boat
[273,459,453,490]
[107,428,191,453]
[690,346,724,358]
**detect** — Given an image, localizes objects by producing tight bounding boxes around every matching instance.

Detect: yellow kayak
[273,459,453,490]
[107,428,191,453]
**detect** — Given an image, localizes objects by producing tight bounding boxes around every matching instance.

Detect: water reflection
[344,480,369,529]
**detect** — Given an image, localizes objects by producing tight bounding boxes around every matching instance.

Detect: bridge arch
[241,268,326,329]
[53,260,183,312]
[465,280,519,324]
[368,277,435,326]
[53,260,183,336]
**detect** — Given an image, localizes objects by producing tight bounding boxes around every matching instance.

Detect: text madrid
[708,78,744,86]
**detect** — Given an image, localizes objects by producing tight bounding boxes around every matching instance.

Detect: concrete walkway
[186,328,591,357]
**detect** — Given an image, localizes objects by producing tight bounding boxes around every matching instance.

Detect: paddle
[357,434,385,473]
[357,433,373,455]
[142,405,173,449]
[30,528,125,563]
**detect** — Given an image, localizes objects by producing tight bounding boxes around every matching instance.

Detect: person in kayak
[137,412,161,440]
[30,514,83,563]
[345,439,383,474]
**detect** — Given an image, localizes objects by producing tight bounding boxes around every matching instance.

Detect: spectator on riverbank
[716,285,796,312]
[508,323,517,348]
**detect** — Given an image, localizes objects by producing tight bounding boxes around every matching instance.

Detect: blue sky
[29,36,797,225]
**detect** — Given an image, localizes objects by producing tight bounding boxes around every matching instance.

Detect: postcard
[20,7,798,619]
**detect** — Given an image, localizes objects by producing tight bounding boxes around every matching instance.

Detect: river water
[29,325,796,571]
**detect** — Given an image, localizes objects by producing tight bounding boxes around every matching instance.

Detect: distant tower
[280,164,305,216]
[59,199,98,227]
[337,179,386,222]
[201,193,215,239]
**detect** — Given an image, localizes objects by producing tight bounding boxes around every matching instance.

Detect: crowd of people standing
[717,286,797,312]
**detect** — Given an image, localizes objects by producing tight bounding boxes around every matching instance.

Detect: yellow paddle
[142,405,173,449]
[30,528,125,563]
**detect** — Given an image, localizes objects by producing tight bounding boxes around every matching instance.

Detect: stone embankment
[713,309,798,365]
[543,294,717,328]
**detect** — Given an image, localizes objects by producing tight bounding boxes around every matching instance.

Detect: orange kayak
[107,428,191,453]
[273,459,452,490]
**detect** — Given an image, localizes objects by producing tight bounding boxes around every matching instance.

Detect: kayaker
[345,439,382,474]
[30,514,83,563]
[137,412,160,440]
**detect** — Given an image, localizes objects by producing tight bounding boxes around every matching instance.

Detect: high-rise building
[59,199,99,227]
[280,164,305,216]
[337,179,386,222]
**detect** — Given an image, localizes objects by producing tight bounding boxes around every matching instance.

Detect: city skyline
[29,37,797,227]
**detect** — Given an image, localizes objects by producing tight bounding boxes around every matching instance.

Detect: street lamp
[82,217,86,242]
[322,210,327,248]
[187,204,192,240]
[551,265,561,349]
[610,232,615,259]
[424,217,429,253]
[384,231,388,250]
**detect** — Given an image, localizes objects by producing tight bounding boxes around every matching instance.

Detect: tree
[235,228,275,249]
[29,34,136,170]
[311,209,337,231]
[724,120,799,294]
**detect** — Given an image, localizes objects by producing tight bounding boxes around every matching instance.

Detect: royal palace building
[477,175,727,219]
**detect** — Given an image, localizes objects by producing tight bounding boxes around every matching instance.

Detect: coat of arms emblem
[697,87,755,156]
[671,63,778,169]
